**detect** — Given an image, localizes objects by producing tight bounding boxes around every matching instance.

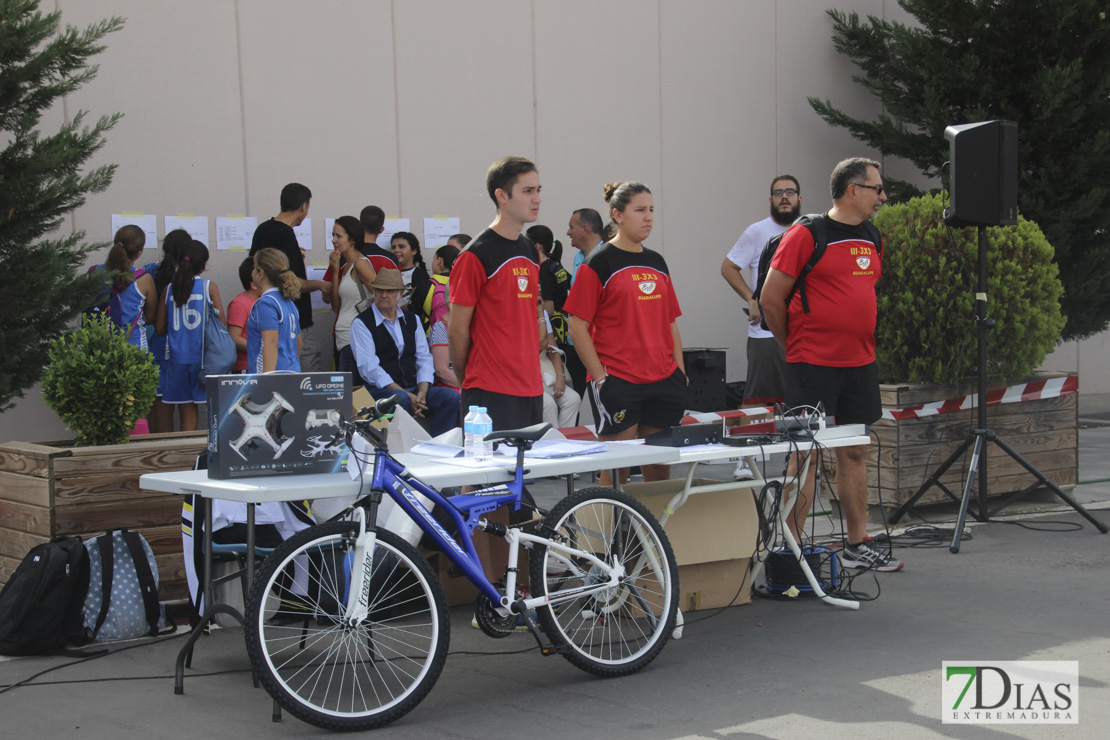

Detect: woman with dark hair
[154,239,224,431]
[390,231,429,309]
[248,248,302,373]
[143,229,191,432]
[328,216,376,383]
[565,182,686,483]
[88,224,158,349]
[527,222,571,340]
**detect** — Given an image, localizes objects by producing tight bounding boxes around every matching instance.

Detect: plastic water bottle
[474,407,494,462]
[463,406,479,459]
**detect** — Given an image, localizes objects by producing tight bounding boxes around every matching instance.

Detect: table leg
[174,495,250,694]
[246,503,256,592]
[778,448,858,610]
[246,502,259,688]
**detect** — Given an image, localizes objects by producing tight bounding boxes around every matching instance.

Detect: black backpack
[0,536,91,655]
[752,214,881,331]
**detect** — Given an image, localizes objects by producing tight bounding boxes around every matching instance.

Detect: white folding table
[140,442,680,693]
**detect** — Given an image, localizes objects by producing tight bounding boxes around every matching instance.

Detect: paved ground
[3,396,1109,739]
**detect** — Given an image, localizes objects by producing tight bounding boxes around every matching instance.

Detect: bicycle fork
[342,507,378,627]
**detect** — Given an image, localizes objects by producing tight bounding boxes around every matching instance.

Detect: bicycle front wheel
[529,487,678,676]
[245,522,449,731]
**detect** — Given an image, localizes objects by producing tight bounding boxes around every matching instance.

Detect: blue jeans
[366,384,460,437]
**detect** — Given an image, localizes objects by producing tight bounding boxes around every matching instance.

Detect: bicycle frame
[342,430,631,623]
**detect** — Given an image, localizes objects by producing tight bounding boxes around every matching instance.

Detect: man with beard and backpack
[720,175,802,479]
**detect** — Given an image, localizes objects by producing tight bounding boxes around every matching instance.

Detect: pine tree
[809,0,1110,340]
[0,0,123,411]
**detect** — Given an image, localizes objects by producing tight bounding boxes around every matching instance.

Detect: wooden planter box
[0,432,207,600]
[865,372,1077,515]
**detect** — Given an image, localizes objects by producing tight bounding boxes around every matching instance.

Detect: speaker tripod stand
[888,225,1108,552]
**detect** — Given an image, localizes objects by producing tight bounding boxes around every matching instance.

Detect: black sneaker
[840,540,904,572]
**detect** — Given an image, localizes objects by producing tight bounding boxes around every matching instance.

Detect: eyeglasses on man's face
[853,183,885,195]
[770,188,799,197]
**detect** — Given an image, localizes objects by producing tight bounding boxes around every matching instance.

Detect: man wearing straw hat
[350,269,460,436]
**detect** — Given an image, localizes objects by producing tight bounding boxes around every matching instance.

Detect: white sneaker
[733,460,755,481]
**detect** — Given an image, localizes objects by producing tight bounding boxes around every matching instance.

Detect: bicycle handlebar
[344,396,398,452]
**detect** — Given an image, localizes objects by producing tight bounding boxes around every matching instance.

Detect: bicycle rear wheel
[529,487,678,676]
[245,522,449,731]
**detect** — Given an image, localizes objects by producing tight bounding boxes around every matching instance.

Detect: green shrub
[873,193,1065,385]
[42,314,159,446]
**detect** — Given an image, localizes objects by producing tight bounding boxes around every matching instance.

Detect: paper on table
[524,440,607,458]
[680,443,731,453]
[437,455,515,469]
[411,441,463,458]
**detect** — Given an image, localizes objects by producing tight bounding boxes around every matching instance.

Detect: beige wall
[2,0,1102,443]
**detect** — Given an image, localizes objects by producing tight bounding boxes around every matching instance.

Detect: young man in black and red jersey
[761,157,903,572]
[448,156,543,589]
[448,156,544,430]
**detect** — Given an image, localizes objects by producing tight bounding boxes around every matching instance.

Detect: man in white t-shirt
[720,175,801,479]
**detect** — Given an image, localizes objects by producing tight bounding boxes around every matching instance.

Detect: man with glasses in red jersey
[761,157,903,573]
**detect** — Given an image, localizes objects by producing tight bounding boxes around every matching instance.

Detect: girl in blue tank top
[247,248,302,372]
[89,225,158,350]
[143,229,192,433]
[154,240,224,431]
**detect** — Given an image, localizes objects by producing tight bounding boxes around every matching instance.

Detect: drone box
[205,372,352,480]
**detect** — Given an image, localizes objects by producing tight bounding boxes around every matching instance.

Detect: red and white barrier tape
[881,375,1077,421]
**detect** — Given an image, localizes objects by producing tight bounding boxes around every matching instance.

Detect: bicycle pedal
[513,601,555,654]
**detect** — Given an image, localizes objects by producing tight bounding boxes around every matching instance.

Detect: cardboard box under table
[624,478,758,612]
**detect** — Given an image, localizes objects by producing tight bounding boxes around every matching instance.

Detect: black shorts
[590,368,687,436]
[785,361,881,426]
[459,388,543,432]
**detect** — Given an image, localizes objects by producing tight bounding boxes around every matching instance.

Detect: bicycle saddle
[484,422,551,444]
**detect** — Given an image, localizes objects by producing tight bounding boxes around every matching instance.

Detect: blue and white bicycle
[244,397,679,731]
